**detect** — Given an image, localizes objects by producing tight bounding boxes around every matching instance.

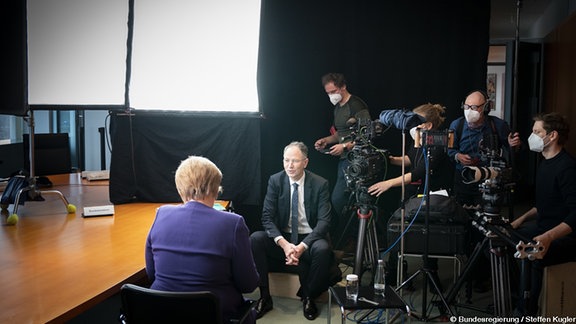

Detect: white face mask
[464,109,481,123]
[328,93,342,105]
[528,133,548,152]
[409,126,419,141]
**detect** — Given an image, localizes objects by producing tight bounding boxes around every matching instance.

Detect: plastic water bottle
[373,259,386,296]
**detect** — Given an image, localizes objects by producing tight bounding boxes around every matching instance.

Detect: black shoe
[302,297,318,320]
[254,296,273,319]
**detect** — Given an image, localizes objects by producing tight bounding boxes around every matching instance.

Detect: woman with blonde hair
[368,103,449,198]
[368,103,452,290]
[145,156,259,323]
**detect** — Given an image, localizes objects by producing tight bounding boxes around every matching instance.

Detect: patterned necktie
[291,183,299,244]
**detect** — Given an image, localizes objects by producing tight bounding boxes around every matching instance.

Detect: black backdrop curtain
[257,0,490,221]
[109,114,261,205]
[110,0,490,229]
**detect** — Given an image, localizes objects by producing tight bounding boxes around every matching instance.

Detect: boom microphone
[378,109,425,130]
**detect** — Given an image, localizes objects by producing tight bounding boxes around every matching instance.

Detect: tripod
[332,187,381,287]
[395,145,454,320]
[353,202,380,276]
[2,109,75,221]
[442,201,534,316]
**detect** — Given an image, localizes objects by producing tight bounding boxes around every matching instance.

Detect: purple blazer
[145,201,259,322]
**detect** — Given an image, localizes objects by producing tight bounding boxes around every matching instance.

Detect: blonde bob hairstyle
[175,156,222,202]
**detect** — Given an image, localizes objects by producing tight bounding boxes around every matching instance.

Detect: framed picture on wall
[487,64,505,119]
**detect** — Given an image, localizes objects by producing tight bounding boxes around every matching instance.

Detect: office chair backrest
[120,283,222,324]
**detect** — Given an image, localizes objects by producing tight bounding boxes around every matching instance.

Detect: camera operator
[368,103,451,198]
[368,103,452,290]
[510,112,576,316]
[447,90,521,293]
[314,73,371,247]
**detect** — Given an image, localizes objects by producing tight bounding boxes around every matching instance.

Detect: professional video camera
[343,118,388,212]
[460,143,516,223]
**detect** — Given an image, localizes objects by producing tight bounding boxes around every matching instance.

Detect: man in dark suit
[250,141,334,321]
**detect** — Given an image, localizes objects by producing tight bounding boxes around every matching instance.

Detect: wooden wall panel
[543,11,576,156]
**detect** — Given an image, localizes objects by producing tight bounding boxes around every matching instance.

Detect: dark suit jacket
[261,170,332,247]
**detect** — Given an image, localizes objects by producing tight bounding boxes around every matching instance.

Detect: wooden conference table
[0,173,229,323]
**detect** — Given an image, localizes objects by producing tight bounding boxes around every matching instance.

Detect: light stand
[397,127,408,288]
[395,141,454,320]
[5,109,75,220]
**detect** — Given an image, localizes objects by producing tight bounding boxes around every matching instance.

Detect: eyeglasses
[462,102,486,111]
[283,158,305,164]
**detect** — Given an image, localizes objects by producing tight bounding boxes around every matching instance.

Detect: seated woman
[369,103,452,292]
[145,156,259,323]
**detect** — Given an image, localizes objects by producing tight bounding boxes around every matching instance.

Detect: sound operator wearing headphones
[447,90,522,293]
[448,90,522,208]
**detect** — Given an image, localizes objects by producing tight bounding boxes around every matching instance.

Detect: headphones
[461,89,493,115]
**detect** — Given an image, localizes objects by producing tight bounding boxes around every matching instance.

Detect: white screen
[27,0,128,105]
[130,0,261,112]
[26,0,261,113]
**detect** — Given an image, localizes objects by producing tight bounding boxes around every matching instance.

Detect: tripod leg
[396,269,422,291]
[364,220,379,274]
[490,245,512,316]
[516,258,531,315]
[445,237,489,305]
[354,217,368,275]
[426,271,455,317]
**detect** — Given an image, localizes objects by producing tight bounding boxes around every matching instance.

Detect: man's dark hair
[321,73,346,88]
[534,112,570,145]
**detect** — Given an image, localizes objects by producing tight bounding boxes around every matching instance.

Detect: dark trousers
[331,159,353,243]
[515,221,576,315]
[249,231,332,299]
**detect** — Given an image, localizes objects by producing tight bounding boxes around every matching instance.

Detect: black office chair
[119,283,255,324]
